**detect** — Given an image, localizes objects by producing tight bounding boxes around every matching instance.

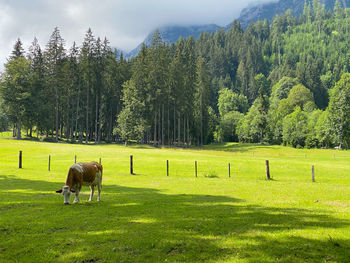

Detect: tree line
[0,28,130,143]
[1,0,350,148]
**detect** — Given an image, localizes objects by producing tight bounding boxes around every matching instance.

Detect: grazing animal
[56,162,103,205]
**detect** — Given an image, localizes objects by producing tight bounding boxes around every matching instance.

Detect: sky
[0,0,274,70]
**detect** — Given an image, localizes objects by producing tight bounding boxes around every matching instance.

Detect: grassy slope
[0,137,350,262]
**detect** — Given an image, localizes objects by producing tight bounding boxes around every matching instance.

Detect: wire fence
[5,149,350,185]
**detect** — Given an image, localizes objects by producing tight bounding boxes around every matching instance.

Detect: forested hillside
[1,0,350,148]
[237,0,350,29]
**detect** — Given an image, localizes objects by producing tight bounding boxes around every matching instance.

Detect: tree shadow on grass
[202,143,283,153]
[0,175,350,262]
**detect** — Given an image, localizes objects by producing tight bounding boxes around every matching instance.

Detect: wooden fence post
[312,165,315,182]
[74,155,77,164]
[19,151,22,169]
[130,155,134,175]
[167,160,169,177]
[266,160,270,180]
[48,155,51,171]
[195,161,197,178]
[99,158,101,165]
[228,163,231,178]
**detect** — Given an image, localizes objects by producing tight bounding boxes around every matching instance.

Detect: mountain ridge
[126,0,350,58]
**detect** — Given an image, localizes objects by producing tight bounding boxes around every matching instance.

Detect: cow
[56,162,103,205]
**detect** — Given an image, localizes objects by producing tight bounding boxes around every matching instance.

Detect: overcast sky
[0,0,274,70]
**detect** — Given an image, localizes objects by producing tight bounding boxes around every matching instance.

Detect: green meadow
[0,136,350,263]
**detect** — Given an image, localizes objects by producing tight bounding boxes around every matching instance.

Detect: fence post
[19,151,22,169]
[99,158,101,165]
[167,160,169,177]
[130,155,134,175]
[74,155,77,164]
[312,165,315,182]
[266,160,270,180]
[195,161,197,178]
[48,155,51,171]
[228,163,231,178]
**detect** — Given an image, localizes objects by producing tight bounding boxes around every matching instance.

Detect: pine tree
[195,56,210,145]
[27,37,45,137]
[10,38,25,59]
[1,42,31,139]
[80,28,96,144]
[44,27,66,142]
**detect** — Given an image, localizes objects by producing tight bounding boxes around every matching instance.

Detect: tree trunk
[178,112,180,147]
[95,92,98,144]
[17,120,21,140]
[200,95,203,146]
[98,96,102,143]
[66,96,70,139]
[173,105,176,146]
[86,79,89,145]
[158,107,161,146]
[167,103,170,146]
[153,111,157,147]
[79,125,82,144]
[55,84,59,142]
[187,117,189,148]
[183,114,186,147]
[74,86,80,142]
[162,104,164,146]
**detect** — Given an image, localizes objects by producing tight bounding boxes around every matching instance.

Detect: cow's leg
[97,183,101,201]
[89,185,95,202]
[73,190,80,204]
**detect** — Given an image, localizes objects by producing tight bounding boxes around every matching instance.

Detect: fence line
[4,151,341,184]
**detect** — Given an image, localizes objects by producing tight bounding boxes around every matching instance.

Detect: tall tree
[27,37,45,137]
[328,73,350,148]
[45,27,66,142]
[0,54,30,139]
[195,56,211,145]
[80,28,96,144]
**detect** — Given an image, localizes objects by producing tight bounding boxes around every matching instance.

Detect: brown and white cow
[56,162,103,205]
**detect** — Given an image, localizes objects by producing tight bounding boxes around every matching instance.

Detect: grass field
[0,136,350,262]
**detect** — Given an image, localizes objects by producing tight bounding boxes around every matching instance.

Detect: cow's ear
[56,189,63,193]
[70,189,76,193]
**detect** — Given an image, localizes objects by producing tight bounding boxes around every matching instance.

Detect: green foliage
[237,96,269,143]
[2,2,350,147]
[218,88,248,116]
[282,107,308,147]
[328,73,350,148]
[217,110,244,142]
[0,57,31,138]
[117,80,148,143]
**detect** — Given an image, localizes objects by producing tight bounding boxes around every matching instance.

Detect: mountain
[126,0,350,58]
[126,24,223,59]
[236,0,350,29]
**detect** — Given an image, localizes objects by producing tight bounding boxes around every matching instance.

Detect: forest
[1,0,350,148]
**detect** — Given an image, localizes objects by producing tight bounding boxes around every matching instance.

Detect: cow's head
[56,185,75,205]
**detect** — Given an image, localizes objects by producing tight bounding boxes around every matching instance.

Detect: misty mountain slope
[126,24,223,58]
[236,0,350,29]
[126,0,350,58]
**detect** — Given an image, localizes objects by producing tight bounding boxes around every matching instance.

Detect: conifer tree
[44,27,66,141]
[1,40,31,139]
[80,28,96,144]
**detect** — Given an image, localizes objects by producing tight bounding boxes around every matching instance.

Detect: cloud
[0,0,274,70]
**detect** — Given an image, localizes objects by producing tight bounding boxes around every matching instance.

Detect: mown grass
[0,136,350,262]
